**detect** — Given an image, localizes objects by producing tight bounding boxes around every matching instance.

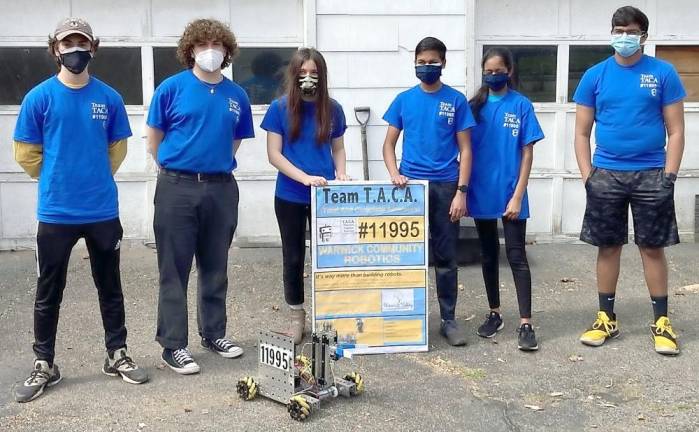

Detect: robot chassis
[237,330,364,421]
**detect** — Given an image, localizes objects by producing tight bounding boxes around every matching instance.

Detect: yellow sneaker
[651,316,679,356]
[580,311,620,347]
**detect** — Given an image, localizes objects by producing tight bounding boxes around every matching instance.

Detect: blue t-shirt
[573,55,686,170]
[147,69,255,173]
[261,97,347,204]
[468,90,544,219]
[383,84,476,181]
[14,76,132,224]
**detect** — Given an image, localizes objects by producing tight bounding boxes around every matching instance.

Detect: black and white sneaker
[162,348,200,375]
[477,311,504,338]
[201,337,244,359]
[103,347,149,384]
[14,360,62,403]
[517,323,539,351]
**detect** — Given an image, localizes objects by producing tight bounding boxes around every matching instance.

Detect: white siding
[0,0,698,248]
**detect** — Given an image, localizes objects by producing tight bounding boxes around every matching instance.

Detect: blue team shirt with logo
[147,70,255,173]
[261,96,347,204]
[468,90,544,219]
[573,55,686,170]
[383,84,476,182]
[14,76,132,224]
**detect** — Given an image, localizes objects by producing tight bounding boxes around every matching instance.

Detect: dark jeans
[274,197,311,306]
[429,181,460,320]
[153,173,239,349]
[34,218,127,364]
[474,218,532,318]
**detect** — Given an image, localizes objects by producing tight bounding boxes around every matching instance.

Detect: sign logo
[503,112,520,137]
[438,101,455,125]
[640,73,659,97]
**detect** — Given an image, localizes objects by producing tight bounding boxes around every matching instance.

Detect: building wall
[0,0,697,249]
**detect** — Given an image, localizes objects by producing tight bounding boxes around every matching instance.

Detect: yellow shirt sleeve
[108,139,128,174]
[13,141,42,179]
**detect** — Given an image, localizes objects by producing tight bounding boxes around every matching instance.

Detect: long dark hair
[469,47,514,121]
[284,47,331,144]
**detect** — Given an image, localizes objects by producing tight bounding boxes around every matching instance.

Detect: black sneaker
[517,323,539,351]
[14,360,62,403]
[162,348,200,375]
[102,347,149,384]
[201,337,244,358]
[439,320,467,346]
[477,311,504,338]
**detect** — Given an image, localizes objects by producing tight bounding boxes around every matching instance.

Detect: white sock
[288,303,304,310]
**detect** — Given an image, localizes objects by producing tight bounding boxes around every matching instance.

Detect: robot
[237,330,365,421]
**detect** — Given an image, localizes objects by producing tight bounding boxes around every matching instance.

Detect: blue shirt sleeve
[260,99,284,134]
[108,95,133,142]
[661,65,686,106]
[382,94,403,130]
[234,89,255,140]
[146,83,170,132]
[573,68,597,107]
[519,100,545,146]
[455,93,477,132]
[13,90,45,144]
[331,101,347,139]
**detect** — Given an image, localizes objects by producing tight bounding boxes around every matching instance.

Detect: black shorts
[580,167,679,248]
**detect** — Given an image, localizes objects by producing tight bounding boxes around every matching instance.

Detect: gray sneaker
[440,320,467,346]
[15,360,62,403]
[102,347,149,384]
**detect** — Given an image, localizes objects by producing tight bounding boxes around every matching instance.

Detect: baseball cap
[53,17,94,42]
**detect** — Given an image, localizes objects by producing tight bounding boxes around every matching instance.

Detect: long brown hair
[285,48,331,144]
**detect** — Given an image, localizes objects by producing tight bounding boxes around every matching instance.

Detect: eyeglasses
[611,29,646,37]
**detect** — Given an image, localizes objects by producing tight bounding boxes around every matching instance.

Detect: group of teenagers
[11,5,686,404]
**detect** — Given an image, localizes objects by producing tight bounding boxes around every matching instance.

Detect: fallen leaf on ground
[272,305,280,311]
[549,392,564,397]
[464,314,476,321]
[184,408,192,413]
[458,283,464,291]
[675,284,699,295]
[524,404,544,411]
[497,358,506,363]
[605,379,613,388]
[599,402,617,408]
[560,277,576,283]
[637,415,646,421]
[568,355,584,362]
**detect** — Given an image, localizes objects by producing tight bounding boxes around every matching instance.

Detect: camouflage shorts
[580,167,679,248]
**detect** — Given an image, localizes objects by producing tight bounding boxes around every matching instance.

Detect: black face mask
[59,50,92,74]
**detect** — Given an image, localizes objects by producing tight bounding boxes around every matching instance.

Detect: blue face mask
[483,72,509,91]
[611,33,642,57]
[415,64,442,85]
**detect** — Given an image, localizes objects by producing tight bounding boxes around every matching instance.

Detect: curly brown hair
[176,19,238,69]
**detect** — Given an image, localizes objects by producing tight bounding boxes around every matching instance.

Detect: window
[568,46,613,102]
[0,46,142,105]
[91,47,143,105]
[0,47,55,105]
[656,46,699,102]
[153,47,296,105]
[483,45,557,102]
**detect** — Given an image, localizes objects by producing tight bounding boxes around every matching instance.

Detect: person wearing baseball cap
[12,17,148,403]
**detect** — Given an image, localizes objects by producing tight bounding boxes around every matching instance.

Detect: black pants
[274,197,311,306]
[153,173,239,349]
[474,218,532,318]
[430,182,460,321]
[34,218,127,364]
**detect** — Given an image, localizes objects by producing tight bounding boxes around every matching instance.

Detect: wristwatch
[457,184,469,193]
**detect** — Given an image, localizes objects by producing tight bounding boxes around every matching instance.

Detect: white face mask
[195,48,224,73]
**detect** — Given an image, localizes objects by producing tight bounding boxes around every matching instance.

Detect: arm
[13,141,42,179]
[663,100,685,175]
[146,126,164,167]
[108,139,128,174]
[331,136,349,181]
[503,144,534,220]
[449,129,472,222]
[266,131,327,187]
[382,126,407,187]
[574,104,595,182]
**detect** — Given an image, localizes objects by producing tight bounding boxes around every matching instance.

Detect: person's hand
[336,173,352,181]
[303,175,328,187]
[449,193,467,222]
[391,173,409,188]
[503,196,522,220]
